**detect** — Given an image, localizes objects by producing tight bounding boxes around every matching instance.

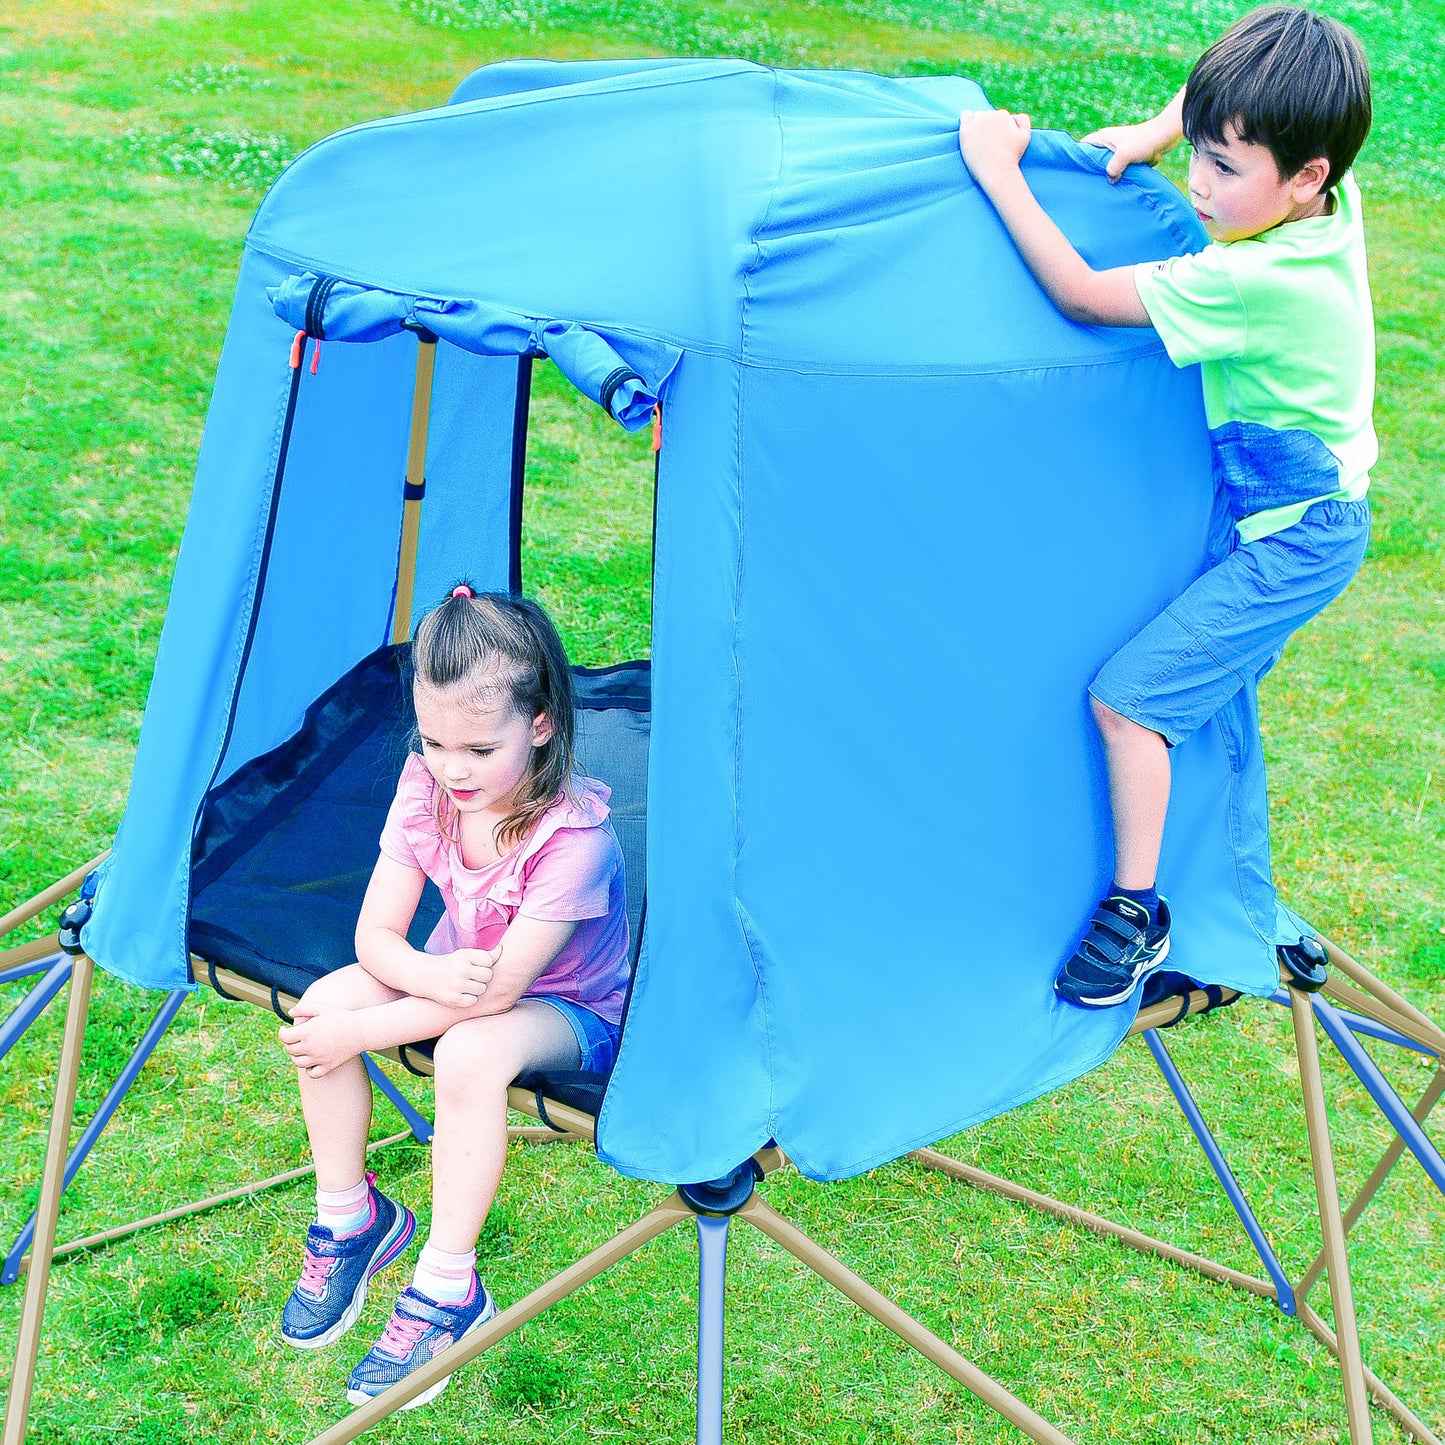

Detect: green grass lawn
[1,1,1442,1441]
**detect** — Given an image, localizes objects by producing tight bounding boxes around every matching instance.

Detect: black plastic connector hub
[1279,935,1329,992]
[57,898,93,956]
[678,1159,762,1217]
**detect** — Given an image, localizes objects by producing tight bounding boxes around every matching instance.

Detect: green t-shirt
[1135,172,1377,543]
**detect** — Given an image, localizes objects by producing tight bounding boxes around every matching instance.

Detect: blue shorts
[528,995,621,1074]
[1091,497,1369,747]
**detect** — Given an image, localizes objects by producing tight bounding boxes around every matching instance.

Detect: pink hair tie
[451,584,474,600]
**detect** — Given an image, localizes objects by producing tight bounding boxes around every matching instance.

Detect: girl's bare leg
[427,1000,580,1252]
[291,964,405,1190]
[1091,696,1171,891]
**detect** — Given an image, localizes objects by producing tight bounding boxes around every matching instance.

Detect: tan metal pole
[0,851,109,942]
[391,337,437,646]
[307,1194,693,1443]
[3,954,96,1445]
[1128,986,1241,1036]
[1291,986,1374,1443]
[1318,973,1445,1057]
[739,1194,1078,1445]
[1317,933,1445,1055]
[910,1147,1275,1300]
[1296,1062,1445,1304]
[0,935,63,972]
[1296,1300,1441,1445]
[1323,976,1433,1057]
[14,1131,414,1275]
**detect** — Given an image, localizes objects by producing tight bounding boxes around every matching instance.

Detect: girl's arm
[1082,86,1186,182]
[284,913,578,1075]
[346,915,576,1050]
[354,853,496,1008]
[958,109,1151,328]
[354,854,430,992]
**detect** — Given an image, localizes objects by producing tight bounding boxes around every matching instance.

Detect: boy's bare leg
[1091,697,1170,890]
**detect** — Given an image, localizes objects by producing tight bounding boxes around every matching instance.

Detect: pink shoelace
[297,1249,335,1298]
[377,1305,433,1359]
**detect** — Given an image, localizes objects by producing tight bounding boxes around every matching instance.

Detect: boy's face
[1187,122,1330,242]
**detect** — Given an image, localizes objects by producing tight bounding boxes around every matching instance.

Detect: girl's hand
[422,946,500,1008]
[280,1010,365,1078]
[958,108,1032,188]
[1081,121,1172,182]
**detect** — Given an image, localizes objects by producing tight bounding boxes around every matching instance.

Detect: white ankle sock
[412,1241,476,1303]
[316,1177,371,1237]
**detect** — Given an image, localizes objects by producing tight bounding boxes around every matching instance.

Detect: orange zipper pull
[651,404,662,453]
[289,330,305,370]
[310,341,322,376]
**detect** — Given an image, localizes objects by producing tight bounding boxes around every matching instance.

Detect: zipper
[190,339,308,860]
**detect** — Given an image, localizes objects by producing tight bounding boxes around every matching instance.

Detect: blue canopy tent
[5,58,1442,1445]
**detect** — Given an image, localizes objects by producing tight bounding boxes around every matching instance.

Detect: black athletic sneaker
[1055,896,1171,1008]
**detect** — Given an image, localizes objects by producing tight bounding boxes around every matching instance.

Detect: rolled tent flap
[269,272,677,429]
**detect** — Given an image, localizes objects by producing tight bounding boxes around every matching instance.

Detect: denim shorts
[529,994,621,1073]
[1090,497,1370,747]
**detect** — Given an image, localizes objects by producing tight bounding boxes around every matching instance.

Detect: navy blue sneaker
[1055,896,1171,1007]
[346,1274,498,1409]
[280,1173,416,1349]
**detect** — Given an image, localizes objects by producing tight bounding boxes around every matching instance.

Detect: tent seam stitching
[727,69,786,1141]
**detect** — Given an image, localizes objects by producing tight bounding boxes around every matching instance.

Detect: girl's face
[414,681,553,818]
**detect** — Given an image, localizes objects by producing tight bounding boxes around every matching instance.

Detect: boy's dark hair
[1183,4,1371,191]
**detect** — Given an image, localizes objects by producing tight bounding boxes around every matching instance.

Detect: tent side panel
[219,337,524,785]
[85,251,311,989]
[86,262,530,991]
[730,358,1278,1181]
[596,354,775,1184]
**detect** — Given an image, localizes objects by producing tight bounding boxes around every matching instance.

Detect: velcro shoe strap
[393,1292,456,1330]
[306,1228,348,1258]
[1089,907,1143,946]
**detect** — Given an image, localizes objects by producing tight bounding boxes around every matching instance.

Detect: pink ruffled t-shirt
[378,753,630,1024]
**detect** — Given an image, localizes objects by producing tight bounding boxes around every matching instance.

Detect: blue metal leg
[695,1214,729,1445]
[362,1053,433,1143]
[3,987,189,1284]
[0,956,73,1067]
[0,954,61,988]
[1270,988,1439,1059]
[1144,1029,1296,1314]
[1312,995,1445,1199]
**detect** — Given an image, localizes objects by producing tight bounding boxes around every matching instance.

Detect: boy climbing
[958,5,1375,1006]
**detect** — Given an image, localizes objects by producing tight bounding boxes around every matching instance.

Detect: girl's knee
[432,1017,515,1093]
[297,971,349,1013]
[298,963,392,1014]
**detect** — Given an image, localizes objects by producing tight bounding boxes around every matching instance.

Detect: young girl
[276,586,630,1407]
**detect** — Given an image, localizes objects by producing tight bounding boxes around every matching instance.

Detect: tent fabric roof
[84,60,1290,1185]
[247,59,1199,371]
